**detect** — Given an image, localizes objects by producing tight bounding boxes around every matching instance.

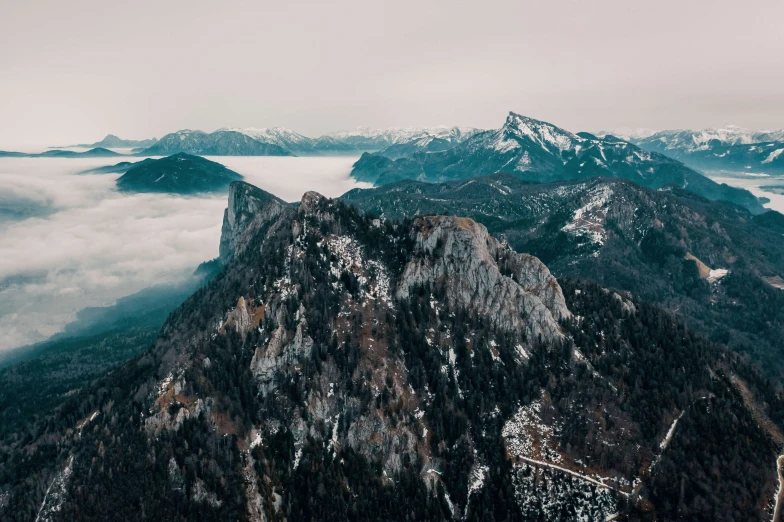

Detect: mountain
[221,127,357,155]
[343,173,784,379]
[350,112,765,214]
[0,148,123,158]
[1,181,782,521]
[633,128,784,174]
[637,126,784,150]
[374,134,465,160]
[754,209,784,234]
[41,147,122,158]
[68,134,159,149]
[116,153,243,194]
[81,159,151,174]
[221,126,480,155]
[327,125,480,151]
[0,263,221,443]
[595,127,657,141]
[139,130,293,156]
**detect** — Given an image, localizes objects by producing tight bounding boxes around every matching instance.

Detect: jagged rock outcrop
[250,321,314,396]
[397,215,569,345]
[219,181,293,263]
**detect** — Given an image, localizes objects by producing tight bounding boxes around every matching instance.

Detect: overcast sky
[1,0,782,147]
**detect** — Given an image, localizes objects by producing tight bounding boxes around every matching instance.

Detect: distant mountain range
[137,125,480,157]
[35,125,480,157]
[27,123,784,176]
[349,112,766,214]
[116,153,243,194]
[139,129,293,156]
[64,134,159,149]
[631,127,784,174]
[25,121,784,179]
[0,147,121,158]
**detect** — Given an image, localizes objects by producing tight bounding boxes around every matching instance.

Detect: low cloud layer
[0,155,362,351]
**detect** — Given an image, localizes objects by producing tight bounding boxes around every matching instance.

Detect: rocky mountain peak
[398,215,569,345]
[503,112,579,153]
[299,190,327,215]
[219,181,291,263]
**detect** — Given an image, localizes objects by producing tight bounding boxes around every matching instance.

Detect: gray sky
[1,0,782,147]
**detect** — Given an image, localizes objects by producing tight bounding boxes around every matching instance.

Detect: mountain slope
[68,134,159,149]
[81,159,151,174]
[140,130,293,156]
[0,181,782,521]
[375,135,464,160]
[220,127,322,153]
[634,129,784,174]
[343,173,784,379]
[327,125,480,151]
[116,153,243,193]
[221,126,481,155]
[0,264,220,442]
[0,148,123,158]
[350,112,765,213]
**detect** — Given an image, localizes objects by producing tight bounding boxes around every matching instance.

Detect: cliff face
[397,215,568,345]
[218,181,293,264]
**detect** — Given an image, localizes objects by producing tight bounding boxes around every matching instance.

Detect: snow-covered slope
[327,125,480,151]
[634,126,784,174]
[638,126,784,152]
[220,127,314,149]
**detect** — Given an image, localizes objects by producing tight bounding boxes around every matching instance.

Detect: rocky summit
[1,181,782,522]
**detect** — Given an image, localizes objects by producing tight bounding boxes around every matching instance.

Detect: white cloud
[0,155,364,351]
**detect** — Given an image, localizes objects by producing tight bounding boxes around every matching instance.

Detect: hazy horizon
[2,0,784,149]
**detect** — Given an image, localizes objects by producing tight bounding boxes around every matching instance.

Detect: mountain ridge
[140,130,293,156]
[65,134,159,149]
[116,153,243,193]
[0,180,782,520]
[343,172,784,379]
[349,111,766,213]
[633,128,784,174]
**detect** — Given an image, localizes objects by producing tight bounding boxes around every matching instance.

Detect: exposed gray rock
[250,321,314,396]
[300,191,326,215]
[299,190,334,222]
[397,216,569,345]
[219,181,292,264]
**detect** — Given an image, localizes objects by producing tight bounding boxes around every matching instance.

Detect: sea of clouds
[0,155,364,351]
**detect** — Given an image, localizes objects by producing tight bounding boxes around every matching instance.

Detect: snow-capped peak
[595,127,658,141]
[640,126,784,150]
[327,125,478,144]
[502,112,580,153]
[219,127,312,147]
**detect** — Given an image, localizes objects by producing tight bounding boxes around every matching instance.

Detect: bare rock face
[397,215,569,345]
[250,320,314,396]
[299,191,326,215]
[219,181,292,264]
